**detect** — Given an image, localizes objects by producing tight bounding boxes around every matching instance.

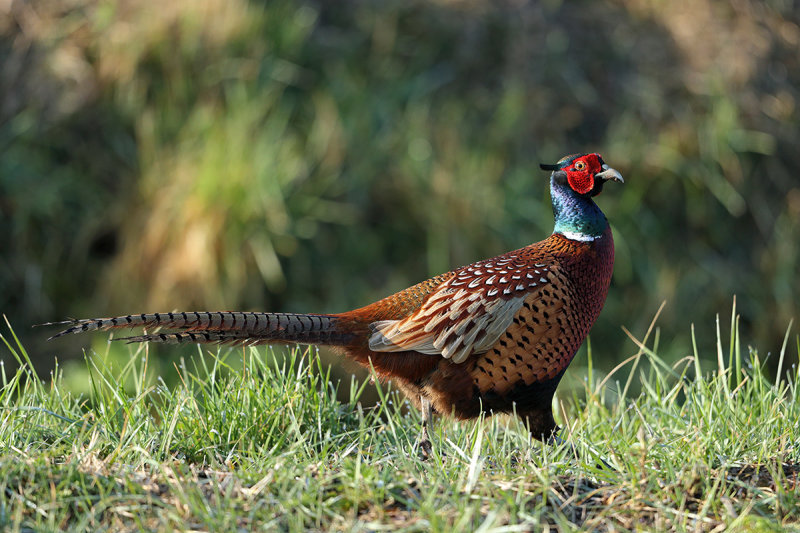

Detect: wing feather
[368,253,558,364]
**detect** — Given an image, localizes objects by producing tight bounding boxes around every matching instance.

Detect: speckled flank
[472,271,576,393]
[470,231,612,395]
[409,228,614,436]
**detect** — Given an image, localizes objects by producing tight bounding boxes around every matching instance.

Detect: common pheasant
[48,152,623,452]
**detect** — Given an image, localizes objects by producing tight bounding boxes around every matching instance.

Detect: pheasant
[48,152,623,453]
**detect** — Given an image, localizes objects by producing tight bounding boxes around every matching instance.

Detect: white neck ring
[556,230,600,242]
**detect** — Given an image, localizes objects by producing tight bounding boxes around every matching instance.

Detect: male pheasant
[48,152,623,451]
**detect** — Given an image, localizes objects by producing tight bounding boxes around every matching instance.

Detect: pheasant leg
[418,396,433,458]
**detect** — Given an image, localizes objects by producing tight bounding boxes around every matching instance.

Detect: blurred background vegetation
[1,0,798,394]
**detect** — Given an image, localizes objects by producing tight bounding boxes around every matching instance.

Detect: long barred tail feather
[43,311,356,346]
[118,331,301,346]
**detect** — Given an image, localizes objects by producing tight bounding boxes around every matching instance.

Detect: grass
[1,310,798,532]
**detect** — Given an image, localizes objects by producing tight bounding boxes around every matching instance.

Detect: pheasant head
[540,153,623,242]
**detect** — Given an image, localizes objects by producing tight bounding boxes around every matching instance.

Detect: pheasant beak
[595,164,624,184]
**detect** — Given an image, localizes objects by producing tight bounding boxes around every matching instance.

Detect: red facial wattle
[567,170,593,195]
[565,153,602,195]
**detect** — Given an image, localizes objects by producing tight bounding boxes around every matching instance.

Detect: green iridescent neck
[550,179,608,241]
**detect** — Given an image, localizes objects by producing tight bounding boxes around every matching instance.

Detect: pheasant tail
[46,311,358,346]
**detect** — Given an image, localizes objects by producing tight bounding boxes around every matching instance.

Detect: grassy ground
[1,312,798,532]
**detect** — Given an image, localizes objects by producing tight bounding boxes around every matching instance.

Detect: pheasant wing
[368,253,556,364]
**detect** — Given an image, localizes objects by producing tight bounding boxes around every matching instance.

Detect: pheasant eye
[574,161,586,171]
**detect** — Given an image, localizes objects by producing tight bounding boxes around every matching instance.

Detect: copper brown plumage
[46,152,623,449]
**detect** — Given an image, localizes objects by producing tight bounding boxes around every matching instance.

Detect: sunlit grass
[2,308,798,531]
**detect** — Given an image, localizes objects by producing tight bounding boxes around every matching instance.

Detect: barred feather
[46,311,353,345]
